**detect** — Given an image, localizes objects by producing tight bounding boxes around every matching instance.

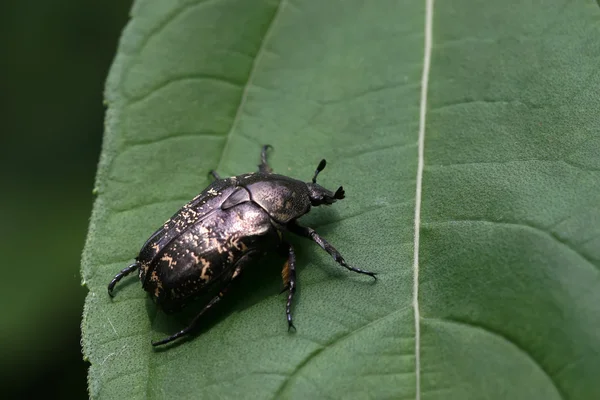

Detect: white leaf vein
[413,1,434,399]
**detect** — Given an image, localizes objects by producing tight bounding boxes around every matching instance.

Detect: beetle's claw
[107,281,117,297]
[288,321,297,332]
[334,186,345,200]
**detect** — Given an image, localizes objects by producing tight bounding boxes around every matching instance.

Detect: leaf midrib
[412,1,435,399]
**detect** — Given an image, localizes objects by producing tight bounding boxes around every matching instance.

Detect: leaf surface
[82,0,600,399]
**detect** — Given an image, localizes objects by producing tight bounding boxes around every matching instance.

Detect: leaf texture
[82,0,600,399]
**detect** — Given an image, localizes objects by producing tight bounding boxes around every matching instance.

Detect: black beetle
[108,145,376,346]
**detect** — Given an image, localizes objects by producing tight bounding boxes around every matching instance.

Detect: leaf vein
[215,0,285,173]
[271,309,405,398]
[413,1,434,399]
[128,0,217,58]
[426,219,599,271]
[124,75,243,106]
[110,197,193,216]
[123,130,225,150]
[426,317,566,400]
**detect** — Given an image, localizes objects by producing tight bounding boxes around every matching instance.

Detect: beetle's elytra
[108,145,376,346]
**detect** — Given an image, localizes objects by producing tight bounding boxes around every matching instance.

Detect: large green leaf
[82,0,600,398]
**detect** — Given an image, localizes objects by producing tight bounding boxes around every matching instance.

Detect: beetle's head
[306,159,345,206]
[307,182,345,206]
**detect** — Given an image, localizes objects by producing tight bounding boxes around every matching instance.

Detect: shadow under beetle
[108,145,377,346]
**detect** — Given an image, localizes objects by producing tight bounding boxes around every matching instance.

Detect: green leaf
[82,0,600,398]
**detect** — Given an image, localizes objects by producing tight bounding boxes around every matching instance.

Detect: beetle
[108,145,376,346]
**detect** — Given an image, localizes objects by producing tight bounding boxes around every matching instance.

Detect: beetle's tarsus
[288,321,297,332]
[107,262,140,297]
[281,242,297,333]
[151,328,191,346]
[152,267,243,347]
[153,291,224,347]
[151,333,183,347]
[209,170,220,180]
[355,270,377,280]
[258,144,273,174]
[334,186,345,200]
[288,223,377,279]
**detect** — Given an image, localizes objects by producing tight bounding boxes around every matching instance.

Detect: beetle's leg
[279,242,297,331]
[288,223,377,279]
[258,144,273,174]
[208,170,220,180]
[152,259,247,347]
[151,282,231,347]
[108,262,140,297]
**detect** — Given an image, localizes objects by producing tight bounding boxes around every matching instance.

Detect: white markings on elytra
[414,1,434,399]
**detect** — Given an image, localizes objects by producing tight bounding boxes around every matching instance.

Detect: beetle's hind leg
[258,144,273,174]
[152,257,250,347]
[152,292,223,347]
[279,241,297,332]
[208,170,221,180]
[288,222,377,279]
[152,280,232,347]
[108,262,140,297]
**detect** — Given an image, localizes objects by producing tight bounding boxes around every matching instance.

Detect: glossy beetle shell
[108,146,375,347]
[136,172,312,312]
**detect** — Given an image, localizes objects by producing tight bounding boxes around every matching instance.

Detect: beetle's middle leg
[288,222,377,279]
[258,144,273,174]
[279,241,297,331]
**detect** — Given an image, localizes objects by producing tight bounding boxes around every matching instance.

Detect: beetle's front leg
[288,222,377,279]
[279,241,297,332]
[108,261,140,297]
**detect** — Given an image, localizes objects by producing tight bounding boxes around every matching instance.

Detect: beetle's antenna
[312,159,327,183]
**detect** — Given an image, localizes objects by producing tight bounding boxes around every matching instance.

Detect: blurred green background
[1,1,131,398]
